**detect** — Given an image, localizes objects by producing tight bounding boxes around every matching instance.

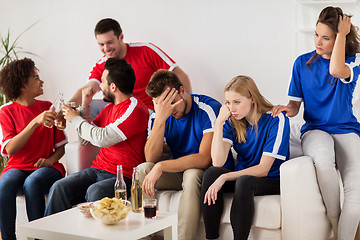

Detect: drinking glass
[143,198,157,219]
[67,101,76,110]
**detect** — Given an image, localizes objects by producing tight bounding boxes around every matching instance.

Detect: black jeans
[201,166,280,240]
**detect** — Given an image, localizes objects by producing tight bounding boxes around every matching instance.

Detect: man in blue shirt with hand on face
[138,69,226,240]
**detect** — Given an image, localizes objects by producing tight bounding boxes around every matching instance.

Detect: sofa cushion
[253,195,281,229]
[156,190,182,213]
[155,191,281,230]
[289,119,303,159]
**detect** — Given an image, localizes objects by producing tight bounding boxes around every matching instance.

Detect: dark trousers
[44,168,132,216]
[201,166,280,240]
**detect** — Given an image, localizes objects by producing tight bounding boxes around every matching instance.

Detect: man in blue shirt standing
[138,69,222,240]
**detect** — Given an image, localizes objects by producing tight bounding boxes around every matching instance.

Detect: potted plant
[0,21,39,172]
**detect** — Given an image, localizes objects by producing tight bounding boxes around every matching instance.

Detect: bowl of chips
[90,197,131,225]
[77,202,92,217]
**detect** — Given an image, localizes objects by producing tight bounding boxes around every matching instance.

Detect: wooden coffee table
[17,208,177,240]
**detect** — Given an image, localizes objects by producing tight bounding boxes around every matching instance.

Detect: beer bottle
[53,93,66,130]
[131,167,143,213]
[114,165,127,200]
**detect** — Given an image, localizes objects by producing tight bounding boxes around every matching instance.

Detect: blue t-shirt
[148,94,220,159]
[288,50,360,136]
[222,112,290,180]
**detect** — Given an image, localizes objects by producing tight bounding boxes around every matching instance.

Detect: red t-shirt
[90,97,148,178]
[0,100,67,177]
[88,42,177,110]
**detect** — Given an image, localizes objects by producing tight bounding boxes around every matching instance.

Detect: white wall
[0,0,296,103]
[1,0,359,138]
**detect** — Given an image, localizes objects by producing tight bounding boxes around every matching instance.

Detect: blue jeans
[0,167,62,240]
[44,168,132,216]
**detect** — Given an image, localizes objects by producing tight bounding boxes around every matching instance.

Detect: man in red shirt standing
[69,18,191,117]
[45,58,149,216]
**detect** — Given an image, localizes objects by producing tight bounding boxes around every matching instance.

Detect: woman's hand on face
[217,104,231,124]
[203,175,226,206]
[338,15,351,36]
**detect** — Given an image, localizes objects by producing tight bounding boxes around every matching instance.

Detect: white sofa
[15,120,334,240]
[153,120,332,240]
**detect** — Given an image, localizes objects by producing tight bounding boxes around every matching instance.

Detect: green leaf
[0,21,40,69]
[12,20,40,48]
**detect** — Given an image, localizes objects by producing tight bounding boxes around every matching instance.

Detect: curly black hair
[0,58,36,100]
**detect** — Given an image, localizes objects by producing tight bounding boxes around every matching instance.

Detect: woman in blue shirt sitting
[201,75,290,240]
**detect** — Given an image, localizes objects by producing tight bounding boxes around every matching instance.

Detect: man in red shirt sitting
[45,58,149,216]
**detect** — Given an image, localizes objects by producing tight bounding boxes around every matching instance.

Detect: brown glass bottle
[131,167,143,213]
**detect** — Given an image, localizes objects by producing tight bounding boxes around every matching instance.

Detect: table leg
[163,224,177,240]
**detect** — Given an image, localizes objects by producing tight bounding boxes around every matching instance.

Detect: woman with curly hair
[0,58,67,240]
[272,6,360,240]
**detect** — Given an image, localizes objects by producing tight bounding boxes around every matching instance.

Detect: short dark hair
[104,58,135,95]
[0,58,36,100]
[146,70,183,98]
[94,18,122,37]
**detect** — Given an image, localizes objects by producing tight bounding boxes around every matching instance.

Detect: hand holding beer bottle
[43,93,64,129]
[39,110,57,128]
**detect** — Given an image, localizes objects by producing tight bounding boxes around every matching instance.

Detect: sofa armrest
[280,156,331,240]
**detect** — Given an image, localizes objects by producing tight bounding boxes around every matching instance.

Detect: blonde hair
[225,75,273,143]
